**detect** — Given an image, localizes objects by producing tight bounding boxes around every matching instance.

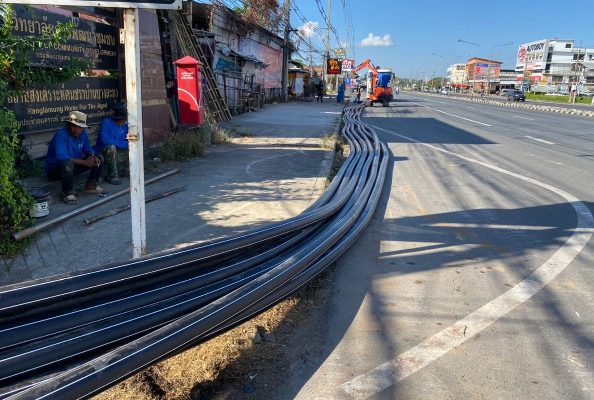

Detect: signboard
[6,77,120,133]
[1,0,182,9]
[327,58,342,75]
[341,58,354,72]
[333,48,346,57]
[10,5,119,70]
[515,39,550,72]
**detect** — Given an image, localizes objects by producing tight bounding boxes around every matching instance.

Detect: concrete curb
[412,92,594,118]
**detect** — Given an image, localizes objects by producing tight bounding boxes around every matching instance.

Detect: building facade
[447,63,469,89]
[515,39,594,94]
[466,58,502,93]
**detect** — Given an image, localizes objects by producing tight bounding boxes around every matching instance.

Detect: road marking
[431,222,557,231]
[411,101,492,126]
[526,135,555,145]
[340,124,594,400]
[513,115,535,121]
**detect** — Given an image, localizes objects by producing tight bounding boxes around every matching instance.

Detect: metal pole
[124,8,147,258]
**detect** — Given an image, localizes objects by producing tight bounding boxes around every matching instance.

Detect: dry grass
[93,296,303,400]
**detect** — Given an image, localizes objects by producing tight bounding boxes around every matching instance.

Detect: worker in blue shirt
[45,111,103,205]
[94,103,128,185]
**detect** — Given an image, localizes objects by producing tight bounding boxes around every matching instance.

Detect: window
[565,43,572,48]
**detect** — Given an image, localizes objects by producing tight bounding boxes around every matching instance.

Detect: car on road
[507,90,526,102]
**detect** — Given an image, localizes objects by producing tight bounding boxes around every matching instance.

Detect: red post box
[173,56,204,125]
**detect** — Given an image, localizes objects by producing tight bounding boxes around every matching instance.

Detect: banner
[7,77,120,133]
[327,58,342,75]
[10,5,119,70]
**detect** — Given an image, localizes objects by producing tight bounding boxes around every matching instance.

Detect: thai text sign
[2,0,182,9]
[515,39,549,72]
[10,5,119,70]
[7,77,120,133]
[341,58,354,72]
[327,58,342,75]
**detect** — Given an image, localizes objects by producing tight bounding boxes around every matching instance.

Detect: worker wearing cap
[45,111,103,205]
[93,103,129,185]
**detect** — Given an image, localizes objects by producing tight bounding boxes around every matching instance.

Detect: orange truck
[352,59,394,107]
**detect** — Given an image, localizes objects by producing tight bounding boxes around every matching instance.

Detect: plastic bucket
[27,187,51,218]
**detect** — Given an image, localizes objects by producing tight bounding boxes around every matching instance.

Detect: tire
[382,100,389,107]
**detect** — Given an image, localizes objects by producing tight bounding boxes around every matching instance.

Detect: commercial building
[515,39,594,94]
[466,57,502,94]
[447,63,468,90]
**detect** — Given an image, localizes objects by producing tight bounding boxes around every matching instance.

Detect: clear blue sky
[291,0,594,78]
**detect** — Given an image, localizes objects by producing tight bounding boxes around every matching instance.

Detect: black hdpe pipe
[8,105,385,400]
[2,104,383,399]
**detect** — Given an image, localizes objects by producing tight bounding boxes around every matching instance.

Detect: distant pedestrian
[316,81,324,103]
[356,86,361,103]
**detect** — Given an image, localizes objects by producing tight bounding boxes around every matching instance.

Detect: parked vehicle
[352,59,394,107]
[507,90,526,102]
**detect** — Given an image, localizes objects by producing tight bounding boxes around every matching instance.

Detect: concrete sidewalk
[1,98,344,285]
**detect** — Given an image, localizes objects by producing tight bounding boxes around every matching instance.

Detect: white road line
[411,101,492,126]
[513,115,535,121]
[340,124,594,400]
[525,135,555,145]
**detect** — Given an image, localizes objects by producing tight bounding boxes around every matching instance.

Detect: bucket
[27,187,51,218]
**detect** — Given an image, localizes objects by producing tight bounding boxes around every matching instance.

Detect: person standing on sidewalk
[93,103,128,185]
[45,111,103,205]
[316,80,324,103]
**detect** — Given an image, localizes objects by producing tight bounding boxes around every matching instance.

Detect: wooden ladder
[174,12,232,125]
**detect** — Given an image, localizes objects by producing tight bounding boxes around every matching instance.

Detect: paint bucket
[27,187,50,218]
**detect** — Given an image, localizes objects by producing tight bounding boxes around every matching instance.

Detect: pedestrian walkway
[1,98,344,285]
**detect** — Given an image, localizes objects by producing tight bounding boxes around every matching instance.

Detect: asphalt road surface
[290,93,594,399]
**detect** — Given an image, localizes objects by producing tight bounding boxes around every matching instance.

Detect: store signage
[2,0,182,9]
[333,48,346,57]
[10,5,119,70]
[341,58,354,71]
[327,58,342,75]
[515,39,549,72]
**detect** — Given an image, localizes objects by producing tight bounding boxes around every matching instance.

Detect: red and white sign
[342,58,355,72]
[515,39,549,72]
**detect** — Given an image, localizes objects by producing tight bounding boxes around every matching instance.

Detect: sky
[290,0,594,78]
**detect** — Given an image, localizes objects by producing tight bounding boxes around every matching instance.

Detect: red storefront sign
[174,56,204,125]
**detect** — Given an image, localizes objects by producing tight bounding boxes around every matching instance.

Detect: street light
[431,52,447,90]
[457,39,480,93]
[457,38,479,47]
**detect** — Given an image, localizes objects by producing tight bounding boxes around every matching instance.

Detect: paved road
[434,91,594,110]
[290,93,594,399]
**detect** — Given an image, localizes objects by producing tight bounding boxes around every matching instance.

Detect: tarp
[377,72,391,88]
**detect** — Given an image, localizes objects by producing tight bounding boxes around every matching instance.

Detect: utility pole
[324,0,331,91]
[281,0,291,103]
[308,36,314,76]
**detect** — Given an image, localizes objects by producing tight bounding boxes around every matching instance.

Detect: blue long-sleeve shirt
[93,118,128,153]
[45,127,94,174]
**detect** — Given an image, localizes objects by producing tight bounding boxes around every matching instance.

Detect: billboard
[516,39,550,72]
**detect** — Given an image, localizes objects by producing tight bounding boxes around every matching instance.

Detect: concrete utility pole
[124,8,147,258]
[324,0,331,90]
[281,0,291,102]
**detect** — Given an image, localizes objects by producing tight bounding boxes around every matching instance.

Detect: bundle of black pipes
[0,104,388,399]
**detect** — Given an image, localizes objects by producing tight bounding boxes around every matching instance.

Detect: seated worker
[45,111,103,205]
[93,103,128,185]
